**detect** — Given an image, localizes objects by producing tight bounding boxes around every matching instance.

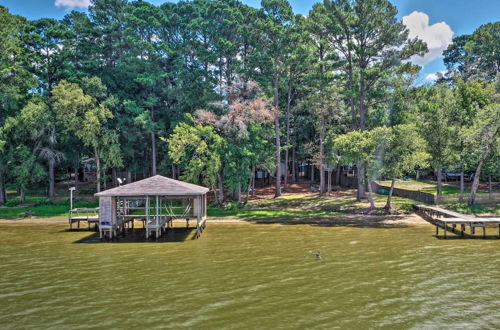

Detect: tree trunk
[273,71,281,198]
[151,131,157,176]
[356,163,366,201]
[319,121,325,195]
[112,168,117,187]
[95,147,101,193]
[251,165,256,197]
[460,162,465,202]
[171,164,176,179]
[48,159,56,198]
[235,182,242,203]
[468,144,492,205]
[0,169,6,205]
[489,174,492,201]
[20,189,25,204]
[310,164,315,184]
[284,74,293,192]
[126,170,132,184]
[367,180,375,211]
[436,168,443,202]
[385,178,396,211]
[359,73,367,130]
[335,164,341,186]
[291,147,296,183]
[327,170,332,193]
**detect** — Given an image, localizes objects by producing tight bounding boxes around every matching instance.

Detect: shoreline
[0,213,429,226]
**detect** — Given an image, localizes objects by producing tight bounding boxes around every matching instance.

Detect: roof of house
[94,175,209,197]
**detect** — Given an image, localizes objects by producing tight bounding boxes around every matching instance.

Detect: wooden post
[146,196,150,239]
[436,225,438,236]
[196,195,201,238]
[155,195,159,239]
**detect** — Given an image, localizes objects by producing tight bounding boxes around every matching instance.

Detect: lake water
[0,222,499,329]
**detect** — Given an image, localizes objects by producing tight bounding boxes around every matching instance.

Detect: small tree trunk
[151,131,157,176]
[126,170,132,184]
[489,174,492,201]
[251,165,256,197]
[291,147,296,183]
[20,189,26,204]
[273,71,281,198]
[310,164,315,184]
[335,164,341,186]
[48,159,56,198]
[356,163,366,201]
[235,182,242,203]
[0,169,7,205]
[95,147,101,193]
[385,178,396,211]
[112,168,117,187]
[460,163,465,202]
[171,164,176,179]
[327,170,332,193]
[436,168,443,201]
[367,180,375,211]
[319,123,325,195]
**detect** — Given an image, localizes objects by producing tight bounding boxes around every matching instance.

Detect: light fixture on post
[69,187,76,211]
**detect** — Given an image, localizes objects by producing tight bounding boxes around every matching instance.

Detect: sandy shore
[0,213,429,226]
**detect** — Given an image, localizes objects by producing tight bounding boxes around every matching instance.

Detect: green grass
[376,179,492,195]
[2,188,497,221]
[0,200,98,219]
[444,203,500,215]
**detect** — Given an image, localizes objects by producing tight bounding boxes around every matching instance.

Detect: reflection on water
[0,223,499,329]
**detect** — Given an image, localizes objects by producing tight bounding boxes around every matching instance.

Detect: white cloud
[425,71,446,81]
[402,11,454,66]
[55,0,91,9]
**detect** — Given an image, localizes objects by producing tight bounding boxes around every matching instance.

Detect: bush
[4,198,20,207]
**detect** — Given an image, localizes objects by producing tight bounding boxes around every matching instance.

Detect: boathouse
[94,175,209,239]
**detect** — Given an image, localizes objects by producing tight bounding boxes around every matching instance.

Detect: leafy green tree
[196,80,276,203]
[416,85,456,199]
[453,80,495,195]
[444,22,500,81]
[381,124,429,210]
[167,117,225,205]
[52,78,122,192]
[334,127,389,210]
[322,0,427,200]
[464,102,500,204]
[0,6,35,204]
[258,0,294,198]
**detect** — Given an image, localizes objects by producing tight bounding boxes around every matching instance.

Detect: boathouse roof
[94,175,209,197]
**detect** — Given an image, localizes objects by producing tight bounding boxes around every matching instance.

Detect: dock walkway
[415,205,500,238]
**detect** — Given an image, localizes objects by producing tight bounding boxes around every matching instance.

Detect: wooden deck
[69,208,99,230]
[416,205,500,238]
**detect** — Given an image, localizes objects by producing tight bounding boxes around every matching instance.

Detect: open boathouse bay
[0,223,499,329]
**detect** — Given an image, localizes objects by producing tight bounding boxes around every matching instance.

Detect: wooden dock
[69,208,99,230]
[415,205,500,239]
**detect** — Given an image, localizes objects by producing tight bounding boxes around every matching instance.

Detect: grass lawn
[0,200,98,219]
[444,203,500,215]
[0,189,417,220]
[376,179,494,195]
[1,187,498,220]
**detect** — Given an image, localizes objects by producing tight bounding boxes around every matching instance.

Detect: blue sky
[2,0,499,81]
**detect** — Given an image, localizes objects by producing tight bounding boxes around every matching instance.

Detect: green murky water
[0,222,499,329]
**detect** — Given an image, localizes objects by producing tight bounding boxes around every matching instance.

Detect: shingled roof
[94,175,209,197]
